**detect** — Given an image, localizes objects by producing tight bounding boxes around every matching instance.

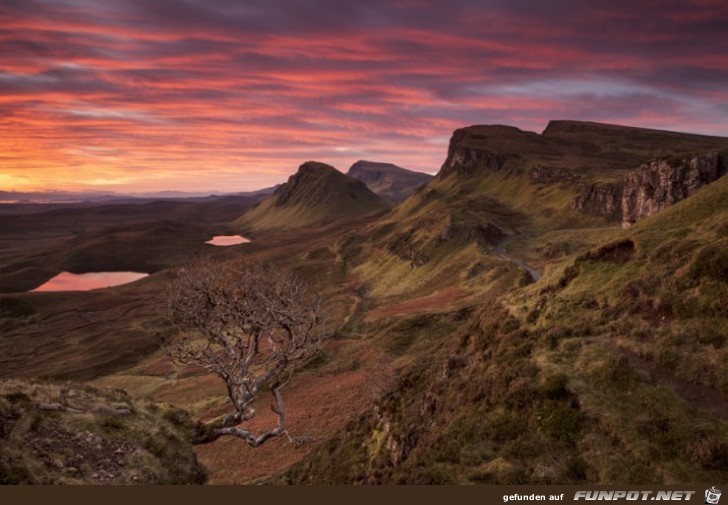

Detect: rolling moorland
[1,121,727,484]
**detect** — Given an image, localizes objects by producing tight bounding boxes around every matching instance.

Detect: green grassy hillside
[281,160,728,485]
[2,121,726,485]
[340,121,728,303]
[235,161,389,231]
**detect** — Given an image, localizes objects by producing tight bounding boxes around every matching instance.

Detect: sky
[1,0,727,193]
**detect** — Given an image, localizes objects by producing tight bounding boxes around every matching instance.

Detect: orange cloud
[1,0,726,193]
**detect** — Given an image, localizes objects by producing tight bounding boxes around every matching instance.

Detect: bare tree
[166,257,327,446]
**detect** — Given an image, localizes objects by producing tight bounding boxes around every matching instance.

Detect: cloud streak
[1,0,727,191]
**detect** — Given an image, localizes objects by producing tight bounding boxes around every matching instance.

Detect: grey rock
[622,152,727,227]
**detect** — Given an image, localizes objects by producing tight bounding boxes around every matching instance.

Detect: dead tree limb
[166,258,327,447]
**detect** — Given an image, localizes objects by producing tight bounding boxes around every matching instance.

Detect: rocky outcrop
[442,147,504,175]
[570,183,623,220]
[622,152,727,227]
[570,152,727,226]
[438,123,728,227]
[440,128,505,177]
[529,165,582,183]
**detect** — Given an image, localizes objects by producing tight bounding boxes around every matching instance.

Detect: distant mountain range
[347,160,433,203]
[1,159,431,208]
[0,187,278,204]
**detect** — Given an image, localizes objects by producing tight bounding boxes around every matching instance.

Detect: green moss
[689,244,728,282]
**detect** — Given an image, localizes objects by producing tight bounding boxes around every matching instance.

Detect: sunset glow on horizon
[2,0,727,193]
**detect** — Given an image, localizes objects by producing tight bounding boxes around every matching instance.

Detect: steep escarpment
[394,123,626,236]
[570,183,623,221]
[622,152,728,226]
[235,161,388,231]
[347,161,433,203]
[439,124,557,177]
[440,130,506,177]
[571,152,728,227]
[435,121,728,228]
[442,120,728,180]
[282,173,728,485]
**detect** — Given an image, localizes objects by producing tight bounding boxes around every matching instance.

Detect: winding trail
[495,234,542,282]
[497,227,728,422]
[495,226,623,283]
[606,342,728,421]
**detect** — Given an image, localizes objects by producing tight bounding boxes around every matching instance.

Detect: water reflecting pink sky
[31,272,149,292]
[205,235,251,246]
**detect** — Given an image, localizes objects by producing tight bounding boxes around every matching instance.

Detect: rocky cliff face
[529,165,582,183]
[570,183,623,220]
[440,128,506,177]
[439,124,728,227]
[622,152,727,227]
[571,152,727,226]
[441,146,504,177]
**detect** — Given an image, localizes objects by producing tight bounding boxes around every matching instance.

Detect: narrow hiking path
[495,226,623,283]
[495,233,542,282]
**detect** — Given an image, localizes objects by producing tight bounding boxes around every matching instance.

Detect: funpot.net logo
[573,490,695,501]
[705,487,722,505]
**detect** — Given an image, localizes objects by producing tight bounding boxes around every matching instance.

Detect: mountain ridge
[235,161,388,231]
[347,160,433,204]
[278,124,728,485]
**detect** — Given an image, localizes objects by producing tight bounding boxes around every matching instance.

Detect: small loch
[31,271,149,292]
[205,235,251,246]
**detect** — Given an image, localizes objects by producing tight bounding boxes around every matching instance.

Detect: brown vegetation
[166,258,327,447]
[1,121,727,485]
[0,380,206,484]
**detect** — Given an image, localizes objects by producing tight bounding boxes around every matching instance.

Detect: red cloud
[1,0,726,192]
